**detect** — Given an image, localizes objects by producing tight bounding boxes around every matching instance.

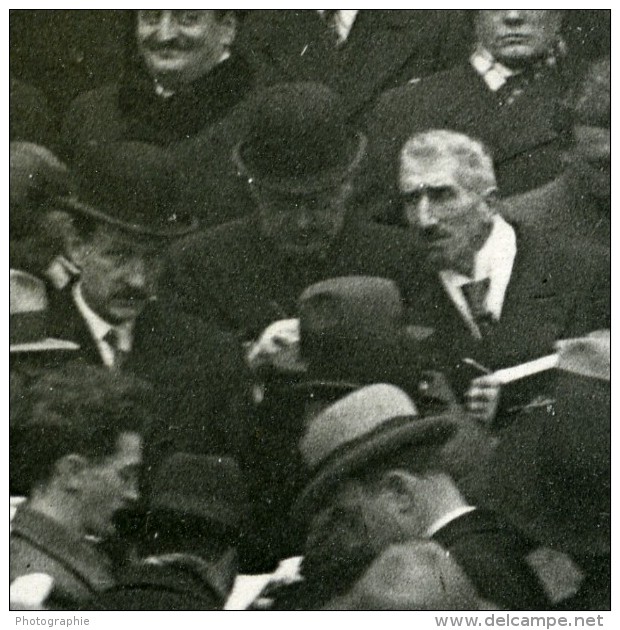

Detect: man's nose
[124,479,140,503]
[503,10,525,25]
[416,195,438,229]
[124,259,148,287]
[153,11,179,41]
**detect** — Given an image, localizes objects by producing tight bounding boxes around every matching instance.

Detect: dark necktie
[104,328,128,370]
[461,278,495,337]
[496,64,548,107]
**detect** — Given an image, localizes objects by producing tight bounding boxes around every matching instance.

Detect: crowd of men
[9,10,610,611]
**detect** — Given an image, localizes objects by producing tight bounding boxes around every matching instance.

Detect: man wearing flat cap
[279,384,548,610]
[167,82,417,359]
[26,141,253,464]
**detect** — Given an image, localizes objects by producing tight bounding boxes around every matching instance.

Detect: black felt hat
[149,452,249,531]
[58,141,198,238]
[234,83,367,194]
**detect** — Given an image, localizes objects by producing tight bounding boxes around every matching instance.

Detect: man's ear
[54,454,89,492]
[379,470,418,513]
[53,213,88,267]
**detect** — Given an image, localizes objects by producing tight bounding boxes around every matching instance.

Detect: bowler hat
[294,384,457,516]
[295,276,436,395]
[484,332,610,557]
[234,83,367,194]
[149,452,249,531]
[57,142,198,238]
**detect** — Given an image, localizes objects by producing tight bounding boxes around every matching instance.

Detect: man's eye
[138,10,161,25]
[401,191,423,205]
[429,188,454,203]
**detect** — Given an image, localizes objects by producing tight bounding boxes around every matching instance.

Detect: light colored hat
[295,384,457,516]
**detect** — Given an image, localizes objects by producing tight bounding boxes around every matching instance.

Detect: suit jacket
[432,509,550,610]
[362,61,569,222]
[25,285,254,464]
[10,505,114,610]
[167,214,420,341]
[236,10,472,125]
[403,224,610,424]
[61,56,257,228]
[501,173,610,251]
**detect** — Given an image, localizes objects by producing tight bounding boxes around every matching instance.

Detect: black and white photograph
[9,7,611,617]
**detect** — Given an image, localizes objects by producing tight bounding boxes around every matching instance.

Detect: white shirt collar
[470,46,516,92]
[317,10,359,44]
[426,506,477,538]
[440,215,517,338]
[73,283,134,366]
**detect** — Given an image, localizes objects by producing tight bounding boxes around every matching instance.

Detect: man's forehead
[400,157,460,189]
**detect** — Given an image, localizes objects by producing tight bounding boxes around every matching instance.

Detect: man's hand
[246,318,305,372]
[466,375,502,426]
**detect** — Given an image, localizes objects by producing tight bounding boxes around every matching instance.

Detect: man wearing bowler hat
[166,83,418,362]
[34,141,253,462]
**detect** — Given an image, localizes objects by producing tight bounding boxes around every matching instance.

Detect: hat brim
[56,197,199,239]
[233,132,368,195]
[293,414,458,519]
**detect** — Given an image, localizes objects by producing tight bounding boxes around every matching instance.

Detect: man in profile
[10,365,151,610]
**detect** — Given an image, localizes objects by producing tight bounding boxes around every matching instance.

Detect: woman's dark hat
[57,141,199,238]
[234,83,367,194]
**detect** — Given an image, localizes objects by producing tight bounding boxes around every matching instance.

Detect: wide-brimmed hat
[295,276,436,395]
[233,83,367,194]
[294,384,457,517]
[149,452,249,531]
[483,332,610,557]
[57,141,198,238]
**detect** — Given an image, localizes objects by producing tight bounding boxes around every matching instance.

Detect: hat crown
[236,83,366,192]
[150,452,248,529]
[300,276,404,341]
[301,384,418,470]
[64,141,197,237]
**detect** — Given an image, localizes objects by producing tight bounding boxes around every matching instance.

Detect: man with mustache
[397,130,609,428]
[62,10,256,228]
[27,141,253,462]
[362,10,572,223]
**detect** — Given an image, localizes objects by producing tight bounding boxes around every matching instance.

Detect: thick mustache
[143,40,193,52]
[419,226,449,242]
